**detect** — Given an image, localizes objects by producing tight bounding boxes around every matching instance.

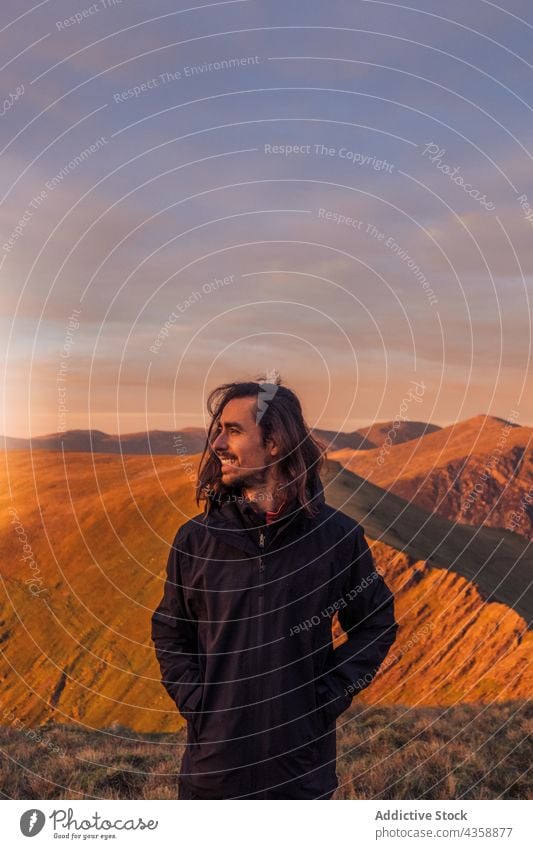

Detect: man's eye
[229,428,239,434]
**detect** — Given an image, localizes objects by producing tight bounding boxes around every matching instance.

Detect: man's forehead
[220,396,257,424]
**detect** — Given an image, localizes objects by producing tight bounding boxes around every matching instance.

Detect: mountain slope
[322,459,532,622]
[330,414,533,540]
[0,449,530,735]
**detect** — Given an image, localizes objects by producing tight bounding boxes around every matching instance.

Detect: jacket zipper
[256,528,266,797]
[257,529,265,636]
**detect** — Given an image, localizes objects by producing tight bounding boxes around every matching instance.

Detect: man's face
[210,396,278,488]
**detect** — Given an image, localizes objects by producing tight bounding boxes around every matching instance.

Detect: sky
[1,0,533,437]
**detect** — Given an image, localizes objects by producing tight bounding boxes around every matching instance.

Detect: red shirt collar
[264,498,288,524]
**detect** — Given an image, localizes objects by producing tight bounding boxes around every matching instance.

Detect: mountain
[329,414,533,540]
[359,419,441,449]
[1,448,530,734]
[1,420,440,455]
[322,459,532,622]
[1,427,208,455]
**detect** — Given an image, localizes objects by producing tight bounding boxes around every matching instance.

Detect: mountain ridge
[0,448,530,732]
[2,418,449,454]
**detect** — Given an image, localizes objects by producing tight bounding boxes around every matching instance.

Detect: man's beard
[221,467,268,490]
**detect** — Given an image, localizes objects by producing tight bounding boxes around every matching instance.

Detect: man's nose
[212,429,226,452]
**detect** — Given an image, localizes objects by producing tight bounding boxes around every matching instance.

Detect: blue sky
[1,0,532,435]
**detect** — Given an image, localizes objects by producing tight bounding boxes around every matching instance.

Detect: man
[151,377,398,799]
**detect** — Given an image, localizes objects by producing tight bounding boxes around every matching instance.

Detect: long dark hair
[195,376,327,517]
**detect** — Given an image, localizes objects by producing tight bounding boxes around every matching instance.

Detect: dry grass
[335,700,532,800]
[1,701,530,800]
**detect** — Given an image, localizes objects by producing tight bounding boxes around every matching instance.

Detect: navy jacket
[151,484,398,799]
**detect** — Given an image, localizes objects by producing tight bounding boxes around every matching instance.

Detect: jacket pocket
[190,690,205,742]
[189,710,201,744]
[179,684,204,743]
[315,679,350,733]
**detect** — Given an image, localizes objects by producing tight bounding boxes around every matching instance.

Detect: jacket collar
[203,479,325,556]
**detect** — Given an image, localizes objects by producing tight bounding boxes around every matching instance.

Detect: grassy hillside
[1,449,531,737]
[0,701,529,799]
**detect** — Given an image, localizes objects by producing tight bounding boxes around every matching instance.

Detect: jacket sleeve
[151,531,202,717]
[316,525,398,726]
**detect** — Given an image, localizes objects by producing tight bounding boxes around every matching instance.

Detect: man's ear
[266,437,279,457]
